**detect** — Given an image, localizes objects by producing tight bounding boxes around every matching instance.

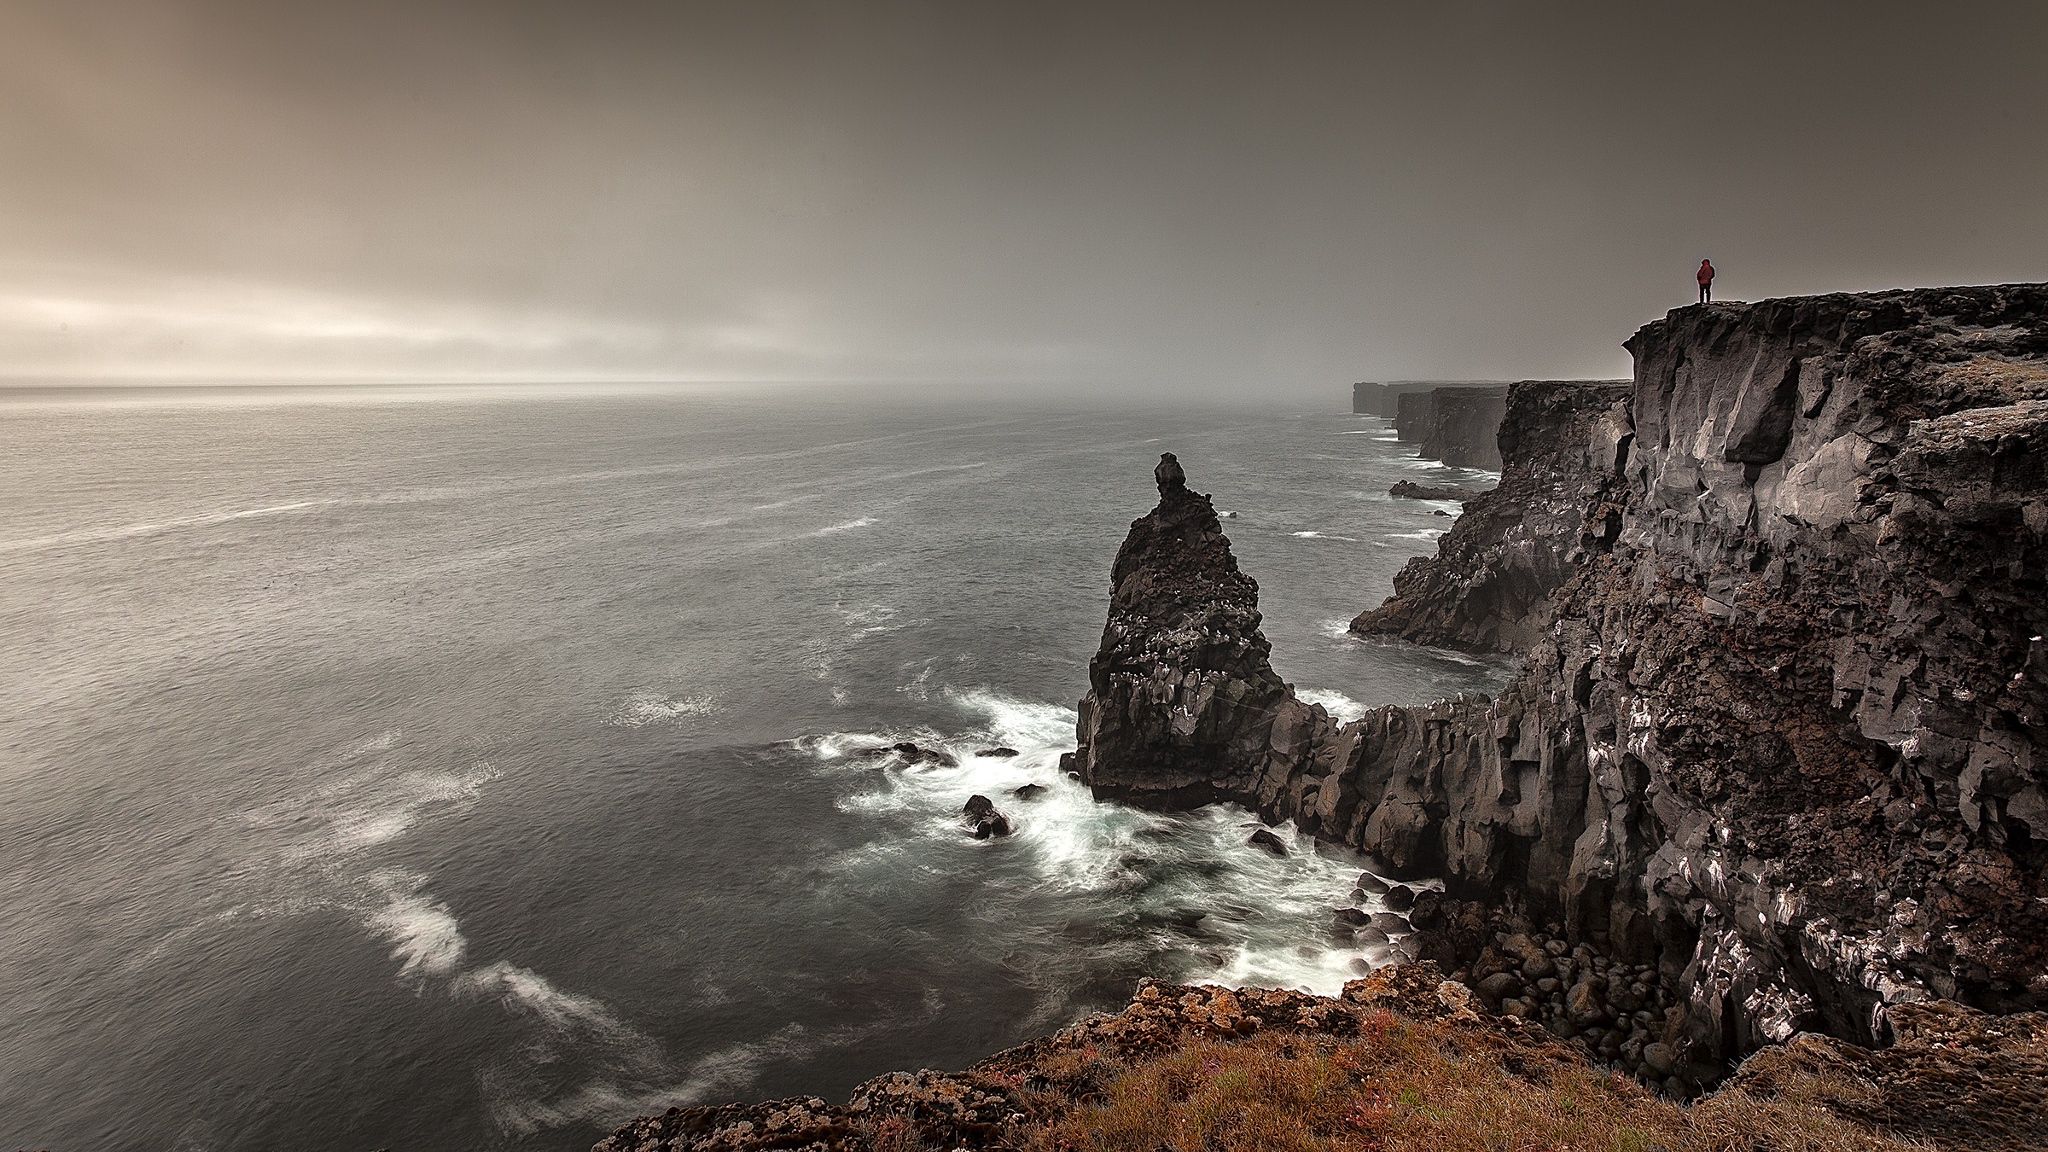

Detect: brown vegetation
[1022,1011,1926,1152]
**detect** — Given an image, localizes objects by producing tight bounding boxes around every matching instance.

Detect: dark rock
[1247,828,1288,856]
[1408,888,1445,929]
[976,746,1021,758]
[1333,907,1371,926]
[1642,1041,1677,1075]
[1009,783,1047,800]
[1475,972,1523,1006]
[1153,451,1185,493]
[1390,479,1490,502]
[1382,884,1416,912]
[963,795,1011,839]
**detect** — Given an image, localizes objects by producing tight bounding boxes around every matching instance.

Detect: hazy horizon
[5,0,2045,400]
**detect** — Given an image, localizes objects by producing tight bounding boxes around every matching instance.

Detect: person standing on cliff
[1697,258,1715,303]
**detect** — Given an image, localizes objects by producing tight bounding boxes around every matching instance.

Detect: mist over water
[0,386,1506,1151]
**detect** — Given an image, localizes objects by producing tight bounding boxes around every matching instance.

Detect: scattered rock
[975,746,1021,758]
[1247,828,1288,856]
[1009,783,1047,800]
[962,795,1012,839]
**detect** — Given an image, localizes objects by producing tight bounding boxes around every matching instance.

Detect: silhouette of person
[1697,259,1715,304]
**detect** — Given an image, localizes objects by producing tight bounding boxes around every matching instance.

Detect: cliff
[1391,385,1510,469]
[1069,285,2048,1075]
[595,963,2046,1152]
[1354,379,1632,653]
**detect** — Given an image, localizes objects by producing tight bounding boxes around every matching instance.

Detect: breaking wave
[792,686,1422,997]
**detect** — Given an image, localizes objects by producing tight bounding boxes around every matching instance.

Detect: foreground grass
[1019,1009,1927,1152]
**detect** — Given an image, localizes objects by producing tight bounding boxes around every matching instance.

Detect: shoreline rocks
[962,795,1012,839]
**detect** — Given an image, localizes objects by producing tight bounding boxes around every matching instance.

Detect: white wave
[269,761,504,864]
[1290,530,1359,542]
[607,690,718,728]
[1387,528,1448,541]
[812,516,877,535]
[457,961,628,1034]
[368,871,468,977]
[1318,618,1359,641]
[1298,688,1371,723]
[801,685,1429,996]
[0,497,345,554]
[750,492,823,511]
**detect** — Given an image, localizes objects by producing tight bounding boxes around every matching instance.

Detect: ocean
[0,385,1507,1151]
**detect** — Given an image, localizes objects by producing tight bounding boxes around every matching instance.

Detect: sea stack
[1065,452,1322,807]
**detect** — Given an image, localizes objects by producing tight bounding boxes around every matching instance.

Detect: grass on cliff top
[1012,1009,1928,1152]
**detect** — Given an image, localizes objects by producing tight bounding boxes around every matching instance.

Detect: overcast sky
[3,0,2043,396]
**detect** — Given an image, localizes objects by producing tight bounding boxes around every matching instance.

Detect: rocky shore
[598,285,2048,1150]
[1069,285,2048,1076]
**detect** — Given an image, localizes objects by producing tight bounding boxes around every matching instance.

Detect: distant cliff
[1389,385,1509,469]
[1069,285,2048,1075]
[1354,379,1631,653]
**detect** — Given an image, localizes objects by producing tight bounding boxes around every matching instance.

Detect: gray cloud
[3,0,2043,396]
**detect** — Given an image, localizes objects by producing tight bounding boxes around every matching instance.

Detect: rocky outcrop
[1388,479,1490,502]
[1355,379,1631,653]
[1071,286,2048,1075]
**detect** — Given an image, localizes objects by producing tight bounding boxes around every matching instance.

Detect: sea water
[0,385,1507,1151]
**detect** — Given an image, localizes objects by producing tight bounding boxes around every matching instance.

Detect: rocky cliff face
[1390,385,1511,469]
[1354,379,1631,654]
[1070,285,2048,1072]
[1418,387,1508,470]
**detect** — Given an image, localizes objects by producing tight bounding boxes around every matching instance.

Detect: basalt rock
[1355,380,1632,654]
[1062,452,1321,807]
[1388,479,1491,501]
[1070,285,2048,1075]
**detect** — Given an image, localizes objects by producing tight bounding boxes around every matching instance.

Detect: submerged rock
[1247,828,1288,856]
[962,795,1012,839]
[863,741,959,767]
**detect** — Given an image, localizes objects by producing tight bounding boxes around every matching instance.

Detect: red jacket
[1697,261,1715,284]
